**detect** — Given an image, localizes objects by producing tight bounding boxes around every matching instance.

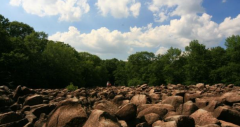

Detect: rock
[184,93,201,103]
[118,120,128,127]
[182,101,198,115]
[195,124,220,127]
[30,104,55,118]
[219,120,240,127]
[34,113,47,127]
[213,106,240,125]
[0,95,14,108]
[13,86,34,100]
[115,103,137,121]
[144,113,160,125]
[164,115,195,127]
[203,100,218,112]
[190,109,220,126]
[149,93,161,104]
[94,100,119,116]
[233,103,240,112]
[137,105,168,119]
[136,122,149,127]
[0,111,22,124]
[196,83,205,89]
[46,101,87,127]
[23,95,43,106]
[195,98,208,108]
[161,96,183,110]
[112,95,125,106]
[152,120,177,127]
[24,111,37,123]
[83,109,121,127]
[130,94,148,106]
[0,118,28,127]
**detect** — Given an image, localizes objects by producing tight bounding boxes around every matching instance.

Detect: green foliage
[66,82,78,91]
[1,14,240,88]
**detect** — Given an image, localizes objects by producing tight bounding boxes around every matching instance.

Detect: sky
[1,0,240,60]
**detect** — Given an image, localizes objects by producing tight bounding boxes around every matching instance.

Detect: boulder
[94,100,118,116]
[164,115,195,127]
[83,109,121,127]
[137,105,168,119]
[0,111,22,125]
[152,120,177,127]
[115,103,137,121]
[219,120,240,127]
[144,113,160,125]
[213,106,240,125]
[182,101,198,115]
[130,94,148,106]
[190,109,220,126]
[23,95,43,106]
[46,101,87,127]
[161,96,183,110]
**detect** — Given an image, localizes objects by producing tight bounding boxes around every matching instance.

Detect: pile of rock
[0,83,240,127]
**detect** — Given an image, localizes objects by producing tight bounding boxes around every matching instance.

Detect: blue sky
[1,0,240,60]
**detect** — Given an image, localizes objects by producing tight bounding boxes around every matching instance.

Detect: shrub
[66,82,78,91]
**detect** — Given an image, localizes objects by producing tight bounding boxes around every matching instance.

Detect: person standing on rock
[107,81,111,87]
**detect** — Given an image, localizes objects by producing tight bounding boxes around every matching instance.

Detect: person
[106,81,111,87]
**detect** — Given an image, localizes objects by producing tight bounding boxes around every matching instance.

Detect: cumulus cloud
[48,12,240,59]
[155,47,169,55]
[148,0,204,22]
[9,0,90,22]
[219,14,240,37]
[95,0,141,18]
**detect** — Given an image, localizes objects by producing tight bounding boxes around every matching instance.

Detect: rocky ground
[0,83,240,127]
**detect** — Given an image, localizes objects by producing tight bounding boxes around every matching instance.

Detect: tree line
[0,14,240,88]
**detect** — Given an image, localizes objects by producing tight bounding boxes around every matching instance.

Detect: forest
[0,14,240,88]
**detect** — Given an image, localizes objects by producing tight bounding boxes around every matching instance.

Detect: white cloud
[219,14,240,37]
[95,0,141,18]
[155,47,168,55]
[148,0,204,22]
[48,12,235,59]
[130,2,141,18]
[9,0,90,22]
[222,0,227,3]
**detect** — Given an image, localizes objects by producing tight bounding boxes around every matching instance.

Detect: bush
[66,82,78,91]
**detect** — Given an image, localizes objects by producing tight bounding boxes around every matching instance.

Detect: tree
[114,60,128,86]
[78,52,108,87]
[184,40,210,85]
[161,47,186,84]
[102,58,119,85]
[127,51,155,86]
[42,41,83,88]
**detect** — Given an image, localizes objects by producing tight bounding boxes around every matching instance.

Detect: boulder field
[0,83,240,127]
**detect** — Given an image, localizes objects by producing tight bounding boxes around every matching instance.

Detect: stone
[137,105,168,119]
[46,101,87,127]
[94,100,118,116]
[164,115,195,127]
[23,95,43,106]
[130,94,148,106]
[190,109,220,126]
[152,120,177,127]
[219,120,240,127]
[83,109,121,127]
[161,96,183,110]
[144,113,160,125]
[0,111,22,125]
[213,106,240,125]
[182,101,198,115]
[115,103,137,121]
